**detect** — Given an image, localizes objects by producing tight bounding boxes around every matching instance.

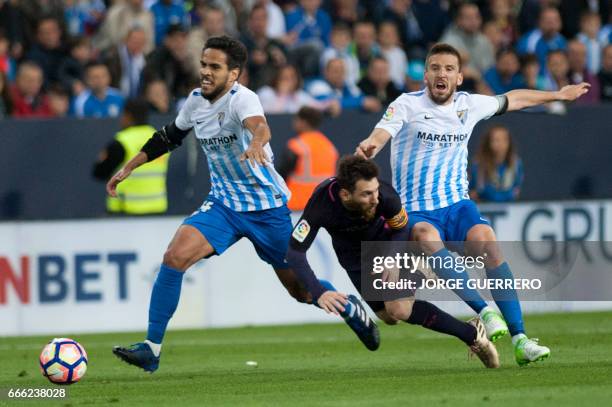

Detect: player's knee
[385,301,414,322]
[376,311,399,325]
[162,248,193,271]
[411,225,443,254]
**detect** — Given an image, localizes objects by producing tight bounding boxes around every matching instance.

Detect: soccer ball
[39,338,88,385]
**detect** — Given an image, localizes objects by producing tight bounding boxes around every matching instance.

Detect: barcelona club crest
[218,112,225,126]
[456,109,468,125]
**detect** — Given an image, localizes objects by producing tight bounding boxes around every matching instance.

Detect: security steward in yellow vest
[278,107,339,211]
[93,99,169,214]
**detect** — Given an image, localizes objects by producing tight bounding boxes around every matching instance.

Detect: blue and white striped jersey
[176,83,290,212]
[375,90,502,212]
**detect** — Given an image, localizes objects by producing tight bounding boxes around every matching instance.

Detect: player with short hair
[110,36,379,373]
[287,155,500,368]
[356,43,590,366]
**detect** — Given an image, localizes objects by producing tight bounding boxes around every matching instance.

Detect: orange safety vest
[286,131,339,211]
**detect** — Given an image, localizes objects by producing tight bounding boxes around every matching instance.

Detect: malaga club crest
[456,109,468,125]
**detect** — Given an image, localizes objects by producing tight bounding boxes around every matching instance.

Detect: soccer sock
[486,262,525,336]
[430,248,487,313]
[405,300,476,345]
[316,279,353,316]
[146,264,185,347]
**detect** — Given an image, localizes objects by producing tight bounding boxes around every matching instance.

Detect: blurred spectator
[544,49,570,90]
[567,39,600,104]
[486,0,517,49]
[278,106,338,211]
[441,3,495,72]
[320,22,360,87]
[517,7,567,74]
[259,0,286,40]
[47,84,70,117]
[559,0,609,40]
[285,0,332,48]
[382,0,449,59]
[306,57,381,112]
[73,62,125,118]
[349,20,381,80]
[58,36,92,97]
[378,21,407,89]
[457,52,493,94]
[103,27,148,98]
[516,0,546,35]
[64,0,106,37]
[285,0,333,78]
[404,59,425,92]
[0,32,16,81]
[26,17,67,86]
[482,20,504,55]
[599,45,612,102]
[469,125,523,202]
[577,11,604,74]
[357,57,402,107]
[187,4,227,73]
[0,0,26,60]
[257,64,325,114]
[18,0,64,44]
[241,4,288,91]
[94,0,155,54]
[483,49,523,94]
[143,24,198,99]
[0,70,13,118]
[330,0,366,27]
[145,79,172,114]
[519,54,547,90]
[150,0,187,46]
[10,62,53,118]
[92,98,168,214]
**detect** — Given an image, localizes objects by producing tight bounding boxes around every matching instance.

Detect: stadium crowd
[0,0,610,120]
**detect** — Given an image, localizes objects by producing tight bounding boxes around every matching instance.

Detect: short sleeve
[175,89,200,130]
[374,96,409,138]
[469,94,501,122]
[379,182,408,230]
[233,88,265,123]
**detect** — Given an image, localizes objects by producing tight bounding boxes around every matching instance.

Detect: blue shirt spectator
[150,0,186,46]
[73,62,124,118]
[516,7,567,73]
[483,50,524,94]
[285,0,332,48]
[73,88,124,118]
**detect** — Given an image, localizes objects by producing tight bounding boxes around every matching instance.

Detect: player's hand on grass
[106,167,132,197]
[558,82,590,101]
[240,141,269,166]
[355,142,377,159]
[317,291,348,315]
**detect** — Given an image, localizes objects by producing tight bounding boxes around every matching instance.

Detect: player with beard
[110,36,379,373]
[355,43,590,366]
[287,155,501,368]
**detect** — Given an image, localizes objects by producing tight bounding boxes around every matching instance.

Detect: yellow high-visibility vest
[107,125,169,214]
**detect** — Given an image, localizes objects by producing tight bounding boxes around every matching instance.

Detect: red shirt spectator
[10,62,53,118]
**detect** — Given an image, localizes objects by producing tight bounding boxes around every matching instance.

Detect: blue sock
[316,279,352,316]
[146,265,185,344]
[430,248,487,313]
[486,262,525,336]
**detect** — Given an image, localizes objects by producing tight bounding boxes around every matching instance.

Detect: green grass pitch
[1,311,611,406]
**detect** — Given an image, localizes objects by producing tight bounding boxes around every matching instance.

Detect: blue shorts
[183,196,292,269]
[407,199,489,242]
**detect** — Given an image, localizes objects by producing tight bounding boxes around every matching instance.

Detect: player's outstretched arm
[505,82,590,112]
[106,152,148,197]
[355,128,392,159]
[241,116,270,165]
